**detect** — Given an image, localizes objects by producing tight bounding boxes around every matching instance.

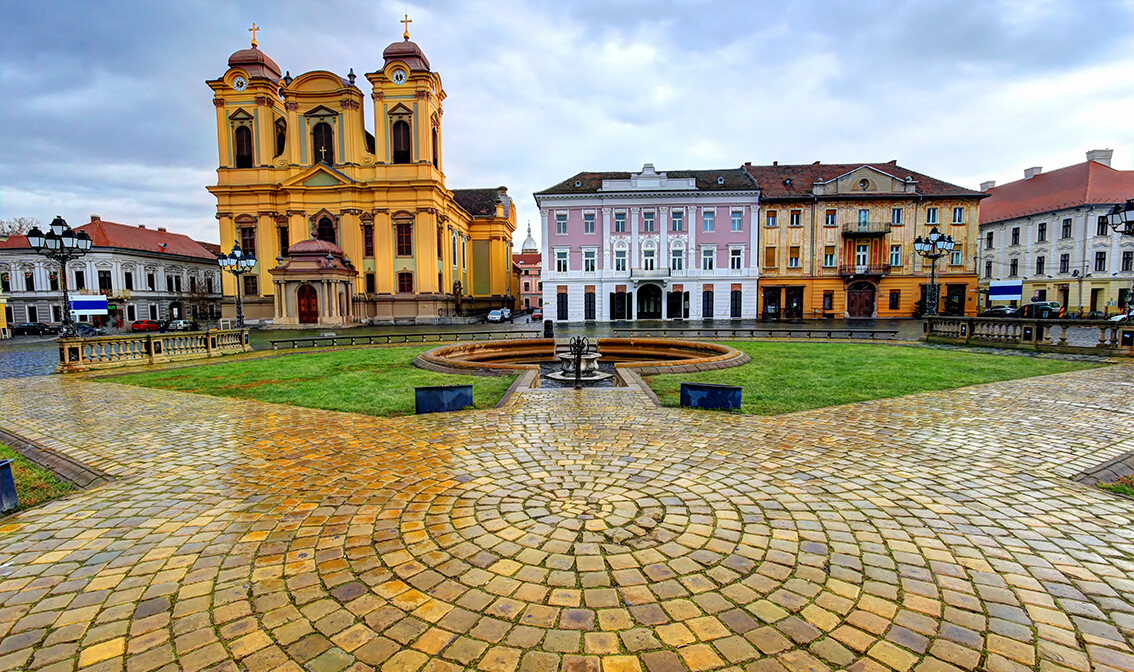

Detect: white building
[533,164,761,321]
[0,216,223,329]
[979,150,1134,315]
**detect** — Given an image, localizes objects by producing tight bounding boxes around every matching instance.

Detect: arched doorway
[297,284,319,324]
[636,284,662,319]
[169,301,182,319]
[846,281,875,318]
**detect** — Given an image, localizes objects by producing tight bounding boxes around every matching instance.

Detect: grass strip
[104,345,516,417]
[646,342,1101,416]
[0,443,76,514]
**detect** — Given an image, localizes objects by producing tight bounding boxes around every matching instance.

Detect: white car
[1109,312,1132,323]
[486,310,504,323]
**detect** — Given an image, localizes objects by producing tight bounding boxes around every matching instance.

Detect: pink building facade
[534,164,761,321]
[513,222,542,311]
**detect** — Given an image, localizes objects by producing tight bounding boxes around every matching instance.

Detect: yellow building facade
[206,25,516,325]
[745,162,987,318]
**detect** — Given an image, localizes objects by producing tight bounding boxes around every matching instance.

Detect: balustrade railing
[926,317,1132,354]
[57,329,251,372]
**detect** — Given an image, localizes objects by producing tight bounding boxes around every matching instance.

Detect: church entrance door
[298,285,319,324]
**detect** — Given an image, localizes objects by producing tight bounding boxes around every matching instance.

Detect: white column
[540,210,550,272]
[748,204,759,278]
[601,207,611,270]
[659,208,669,269]
[631,208,640,269]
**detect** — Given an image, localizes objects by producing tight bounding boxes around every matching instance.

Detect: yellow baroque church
[207,22,516,325]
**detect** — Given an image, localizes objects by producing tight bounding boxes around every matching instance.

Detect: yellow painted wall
[207,44,515,320]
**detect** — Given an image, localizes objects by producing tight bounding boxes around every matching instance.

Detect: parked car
[486,310,505,323]
[501,308,512,321]
[168,319,192,331]
[130,320,162,332]
[11,322,58,336]
[980,306,1017,317]
[1110,312,1132,323]
[73,323,106,337]
[1015,301,1062,319]
[531,309,543,320]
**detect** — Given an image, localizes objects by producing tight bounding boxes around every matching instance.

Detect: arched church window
[392,120,411,164]
[274,119,287,158]
[234,126,254,168]
[312,122,334,164]
[431,126,439,169]
[317,217,336,243]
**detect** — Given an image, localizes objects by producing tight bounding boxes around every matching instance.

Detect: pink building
[513,222,542,311]
[533,164,761,321]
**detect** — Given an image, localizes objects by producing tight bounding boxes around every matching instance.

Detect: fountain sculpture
[543,336,613,388]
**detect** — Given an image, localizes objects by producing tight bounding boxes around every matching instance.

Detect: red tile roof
[512,253,541,264]
[980,161,1134,224]
[744,161,985,199]
[0,218,217,260]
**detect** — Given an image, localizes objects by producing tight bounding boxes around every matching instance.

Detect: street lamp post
[1071,268,1091,318]
[217,242,256,328]
[913,226,957,317]
[25,216,93,337]
[1103,199,1134,316]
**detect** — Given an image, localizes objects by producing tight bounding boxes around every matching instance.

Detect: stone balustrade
[926,317,1133,355]
[57,329,252,373]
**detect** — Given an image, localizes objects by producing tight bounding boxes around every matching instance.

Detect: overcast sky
[2,0,1133,248]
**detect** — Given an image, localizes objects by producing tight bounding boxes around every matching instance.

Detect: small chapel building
[207,21,517,325]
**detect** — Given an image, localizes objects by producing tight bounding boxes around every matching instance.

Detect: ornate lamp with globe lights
[25,216,93,337]
[217,242,256,328]
[1103,199,1134,316]
[913,226,957,317]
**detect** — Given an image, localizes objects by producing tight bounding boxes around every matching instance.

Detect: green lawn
[0,444,75,515]
[647,342,1102,415]
[104,346,516,417]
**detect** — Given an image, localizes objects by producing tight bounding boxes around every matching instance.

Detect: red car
[130,320,162,332]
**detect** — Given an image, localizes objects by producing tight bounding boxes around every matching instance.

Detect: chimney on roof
[90,214,100,222]
[980,180,996,191]
[772,161,778,166]
[157,227,167,232]
[1024,166,1043,179]
[1086,149,1113,167]
[137,224,146,229]
[744,162,751,166]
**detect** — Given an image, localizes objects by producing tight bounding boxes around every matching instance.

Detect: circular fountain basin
[413,337,749,385]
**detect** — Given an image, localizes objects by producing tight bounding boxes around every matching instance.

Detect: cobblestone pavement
[0,366,1132,672]
[0,339,60,379]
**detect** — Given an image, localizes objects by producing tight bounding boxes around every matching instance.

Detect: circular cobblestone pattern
[0,372,1131,672]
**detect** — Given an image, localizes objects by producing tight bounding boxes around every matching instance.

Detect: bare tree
[0,217,41,236]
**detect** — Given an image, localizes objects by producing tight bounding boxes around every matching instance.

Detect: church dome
[289,239,343,257]
[521,222,538,254]
[383,38,431,72]
[228,46,282,81]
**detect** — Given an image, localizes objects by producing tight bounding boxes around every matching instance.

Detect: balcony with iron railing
[838,264,889,277]
[841,221,893,237]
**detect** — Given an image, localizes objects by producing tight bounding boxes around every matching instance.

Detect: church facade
[206,24,516,325]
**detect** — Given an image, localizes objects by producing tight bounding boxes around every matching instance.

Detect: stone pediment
[282,163,356,189]
[813,166,918,196]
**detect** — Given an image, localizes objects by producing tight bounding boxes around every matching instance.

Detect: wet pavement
[0,360,1132,672]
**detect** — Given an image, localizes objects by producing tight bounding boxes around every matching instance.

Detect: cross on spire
[248,22,260,47]
[401,13,412,40]
[318,145,327,162]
